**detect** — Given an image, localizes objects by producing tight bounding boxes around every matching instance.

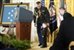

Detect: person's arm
[33,15,36,23]
[33,8,37,23]
[49,21,65,50]
[41,7,50,28]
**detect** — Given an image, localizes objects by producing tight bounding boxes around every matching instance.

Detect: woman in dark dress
[49,6,57,42]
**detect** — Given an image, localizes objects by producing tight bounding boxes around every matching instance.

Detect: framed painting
[1,3,29,26]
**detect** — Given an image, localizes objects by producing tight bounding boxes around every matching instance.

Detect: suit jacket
[50,12,74,50]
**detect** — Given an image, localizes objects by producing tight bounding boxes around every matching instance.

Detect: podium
[16,7,33,40]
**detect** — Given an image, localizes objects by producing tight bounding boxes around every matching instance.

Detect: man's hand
[41,23,47,28]
[41,23,49,29]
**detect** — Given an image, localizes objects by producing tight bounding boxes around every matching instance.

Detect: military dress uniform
[33,6,50,47]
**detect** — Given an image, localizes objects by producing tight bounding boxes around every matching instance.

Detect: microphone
[14,5,19,22]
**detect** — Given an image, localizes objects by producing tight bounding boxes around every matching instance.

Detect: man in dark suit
[33,1,50,48]
[50,7,74,50]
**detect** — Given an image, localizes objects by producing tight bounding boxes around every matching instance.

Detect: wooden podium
[16,22,31,40]
[16,7,33,41]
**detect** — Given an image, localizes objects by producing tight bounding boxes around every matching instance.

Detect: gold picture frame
[1,3,29,26]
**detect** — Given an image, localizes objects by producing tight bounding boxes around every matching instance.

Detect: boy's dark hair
[59,7,67,12]
[59,7,65,10]
[36,1,41,4]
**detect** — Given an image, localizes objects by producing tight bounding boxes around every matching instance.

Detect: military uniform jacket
[33,6,50,24]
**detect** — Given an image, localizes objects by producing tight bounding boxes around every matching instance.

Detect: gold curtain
[45,0,74,16]
[54,0,60,15]
[45,0,60,15]
[66,0,74,16]
[45,0,50,9]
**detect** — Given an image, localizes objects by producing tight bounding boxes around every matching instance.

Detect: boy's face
[59,9,65,16]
